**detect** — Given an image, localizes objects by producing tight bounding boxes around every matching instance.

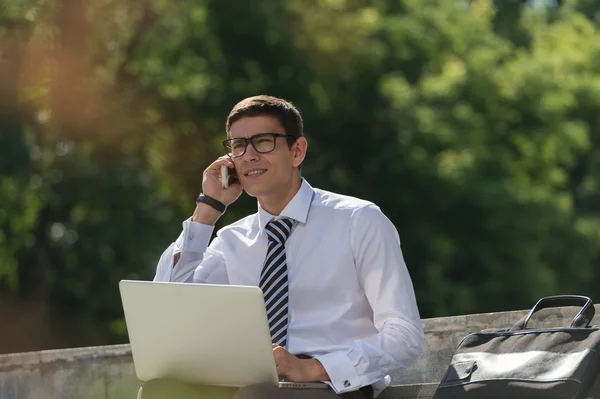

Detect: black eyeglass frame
[222,133,296,158]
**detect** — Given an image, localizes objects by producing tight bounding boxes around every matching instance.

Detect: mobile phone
[221,164,238,189]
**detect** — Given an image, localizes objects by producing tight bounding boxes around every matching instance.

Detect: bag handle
[510,295,595,331]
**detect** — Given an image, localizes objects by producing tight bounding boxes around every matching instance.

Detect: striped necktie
[260,218,295,348]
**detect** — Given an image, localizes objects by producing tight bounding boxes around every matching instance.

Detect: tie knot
[265,218,295,244]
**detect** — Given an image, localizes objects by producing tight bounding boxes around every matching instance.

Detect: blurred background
[1,0,600,355]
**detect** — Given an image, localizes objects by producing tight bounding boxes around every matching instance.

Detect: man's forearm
[170,203,220,269]
[164,218,218,282]
[191,203,222,225]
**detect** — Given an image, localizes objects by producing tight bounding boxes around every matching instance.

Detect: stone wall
[2,305,598,399]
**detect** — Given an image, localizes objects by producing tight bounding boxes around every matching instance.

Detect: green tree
[377,0,600,315]
[0,0,180,346]
[2,0,600,350]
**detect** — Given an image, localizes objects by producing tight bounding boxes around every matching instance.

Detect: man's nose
[242,142,260,162]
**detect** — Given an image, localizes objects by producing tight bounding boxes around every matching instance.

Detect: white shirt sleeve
[154,218,229,284]
[314,204,424,394]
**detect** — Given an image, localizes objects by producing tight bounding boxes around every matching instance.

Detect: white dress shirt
[154,179,424,396]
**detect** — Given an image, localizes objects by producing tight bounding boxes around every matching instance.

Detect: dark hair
[226,95,304,146]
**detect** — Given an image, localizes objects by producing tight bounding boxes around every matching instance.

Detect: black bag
[433,295,600,399]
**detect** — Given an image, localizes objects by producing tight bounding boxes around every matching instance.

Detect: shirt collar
[257,179,314,234]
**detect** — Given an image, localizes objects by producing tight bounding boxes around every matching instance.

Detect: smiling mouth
[245,169,267,177]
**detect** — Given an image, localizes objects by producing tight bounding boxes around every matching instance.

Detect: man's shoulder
[217,213,258,235]
[312,187,376,212]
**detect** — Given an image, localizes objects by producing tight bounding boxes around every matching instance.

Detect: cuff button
[344,380,351,387]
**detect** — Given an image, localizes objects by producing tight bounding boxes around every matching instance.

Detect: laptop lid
[119,280,280,388]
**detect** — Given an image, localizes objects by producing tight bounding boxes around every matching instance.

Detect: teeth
[247,170,265,176]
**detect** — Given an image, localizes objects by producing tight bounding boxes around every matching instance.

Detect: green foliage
[376,0,600,316]
[2,0,600,348]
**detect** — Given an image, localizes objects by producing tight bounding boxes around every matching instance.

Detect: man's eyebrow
[230,132,279,138]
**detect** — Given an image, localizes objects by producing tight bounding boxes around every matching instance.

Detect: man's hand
[202,156,243,205]
[192,156,243,225]
[272,344,329,382]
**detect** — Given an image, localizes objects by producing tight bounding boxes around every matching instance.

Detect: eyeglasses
[223,133,294,158]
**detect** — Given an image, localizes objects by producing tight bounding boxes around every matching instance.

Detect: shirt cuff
[175,218,215,253]
[313,351,361,394]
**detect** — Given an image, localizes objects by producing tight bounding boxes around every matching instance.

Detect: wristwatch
[196,194,226,213]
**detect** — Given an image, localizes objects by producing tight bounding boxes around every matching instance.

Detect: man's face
[228,115,303,199]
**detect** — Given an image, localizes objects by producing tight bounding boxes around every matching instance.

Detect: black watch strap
[196,194,226,213]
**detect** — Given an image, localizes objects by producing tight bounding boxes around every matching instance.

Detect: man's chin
[241,183,266,198]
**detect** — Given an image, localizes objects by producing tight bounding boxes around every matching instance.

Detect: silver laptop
[119,280,329,389]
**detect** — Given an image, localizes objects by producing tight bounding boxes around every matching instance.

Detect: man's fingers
[206,157,233,174]
[272,345,294,379]
[218,156,234,169]
[272,346,283,361]
[275,358,286,378]
[273,346,285,368]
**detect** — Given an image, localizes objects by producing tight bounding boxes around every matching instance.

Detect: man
[148,95,424,399]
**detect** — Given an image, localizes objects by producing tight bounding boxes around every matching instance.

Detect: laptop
[119,280,329,389]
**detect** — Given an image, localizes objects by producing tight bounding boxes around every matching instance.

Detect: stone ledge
[1,305,598,399]
[380,383,438,399]
[0,344,132,371]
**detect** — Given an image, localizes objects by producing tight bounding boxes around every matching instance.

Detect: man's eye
[256,137,272,144]
[232,141,246,149]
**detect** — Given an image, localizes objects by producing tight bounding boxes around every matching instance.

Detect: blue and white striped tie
[260,218,295,348]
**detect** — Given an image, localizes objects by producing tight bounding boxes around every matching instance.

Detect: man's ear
[292,137,307,168]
